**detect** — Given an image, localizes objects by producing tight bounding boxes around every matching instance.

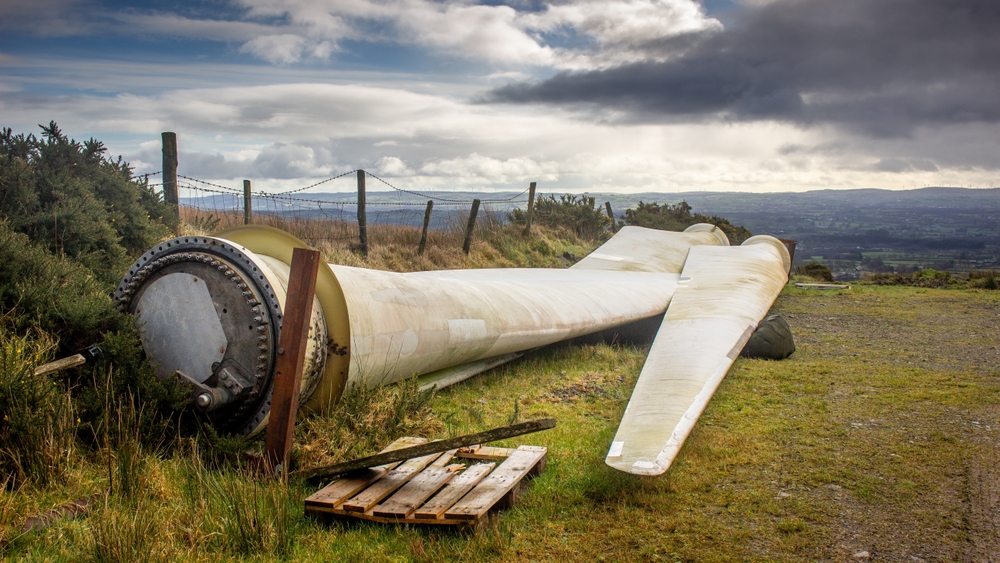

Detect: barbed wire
[177,174,242,193]
[275,169,359,195]
[363,171,531,204]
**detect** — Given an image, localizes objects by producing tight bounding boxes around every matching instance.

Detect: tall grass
[180,205,601,273]
[90,496,167,563]
[296,377,440,469]
[0,327,76,488]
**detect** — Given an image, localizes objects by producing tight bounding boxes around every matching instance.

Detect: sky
[1,0,998,194]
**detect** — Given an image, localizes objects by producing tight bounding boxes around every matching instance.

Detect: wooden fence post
[418,200,434,255]
[243,180,252,224]
[264,247,321,478]
[523,182,536,236]
[161,132,178,214]
[357,170,368,257]
[605,201,616,233]
[463,198,481,255]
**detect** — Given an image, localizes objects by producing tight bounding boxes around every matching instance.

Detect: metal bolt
[196,393,213,409]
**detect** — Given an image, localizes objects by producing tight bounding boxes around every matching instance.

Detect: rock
[853,551,870,559]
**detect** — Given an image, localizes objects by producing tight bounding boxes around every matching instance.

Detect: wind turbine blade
[606,236,790,475]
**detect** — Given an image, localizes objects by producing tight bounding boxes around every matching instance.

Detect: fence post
[264,247,320,478]
[418,200,434,255]
[605,201,616,233]
[463,198,481,255]
[523,181,536,236]
[161,132,178,214]
[357,170,368,257]
[243,180,252,224]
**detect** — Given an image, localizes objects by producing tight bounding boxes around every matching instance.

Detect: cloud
[487,0,1000,137]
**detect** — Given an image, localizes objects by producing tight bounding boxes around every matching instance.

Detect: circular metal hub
[116,236,285,434]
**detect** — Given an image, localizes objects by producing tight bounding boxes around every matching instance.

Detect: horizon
[2,0,998,194]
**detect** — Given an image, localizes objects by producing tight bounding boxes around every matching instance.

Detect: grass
[3,214,999,561]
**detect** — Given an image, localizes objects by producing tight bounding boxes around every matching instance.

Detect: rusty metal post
[264,247,321,477]
[605,201,616,233]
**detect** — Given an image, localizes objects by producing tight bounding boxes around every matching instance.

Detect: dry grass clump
[295,378,441,470]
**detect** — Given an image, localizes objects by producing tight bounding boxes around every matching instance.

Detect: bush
[623,200,753,244]
[508,194,611,240]
[796,261,834,282]
[0,122,176,285]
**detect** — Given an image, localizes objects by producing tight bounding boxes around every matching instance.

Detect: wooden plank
[264,248,321,476]
[340,452,442,513]
[455,445,516,461]
[293,418,556,481]
[372,467,456,518]
[412,462,495,520]
[444,446,547,521]
[34,354,85,377]
[304,437,426,511]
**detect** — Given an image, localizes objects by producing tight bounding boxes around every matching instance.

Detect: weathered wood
[523,182,536,236]
[418,200,433,255]
[412,462,495,520]
[293,418,556,481]
[264,248,321,476]
[243,180,252,224]
[455,445,516,461]
[462,198,480,255]
[357,170,368,256]
[305,437,426,511]
[161,132,178,213]
[372,460,457,518]
[33,354,85,377]
[605,201,616,233]
[340,452,442,513]
[445,445,547,521]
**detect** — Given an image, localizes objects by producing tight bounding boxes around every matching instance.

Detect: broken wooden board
[305,442,546,527]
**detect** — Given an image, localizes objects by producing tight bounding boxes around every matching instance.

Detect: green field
[4,283,999,562]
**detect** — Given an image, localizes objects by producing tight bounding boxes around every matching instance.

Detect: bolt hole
[223,308,228,314]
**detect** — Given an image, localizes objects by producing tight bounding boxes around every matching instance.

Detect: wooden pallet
[305,438,547,527]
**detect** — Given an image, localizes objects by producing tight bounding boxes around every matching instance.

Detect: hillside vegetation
[1,126,998,562]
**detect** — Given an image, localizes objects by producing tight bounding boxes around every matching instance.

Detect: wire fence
[148,169,536,253]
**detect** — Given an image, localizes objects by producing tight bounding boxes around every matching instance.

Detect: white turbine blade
[606,236,790,476]
[572,224,729,273]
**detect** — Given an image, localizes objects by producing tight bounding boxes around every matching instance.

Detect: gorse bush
[0,122,176,285]
[0,124,189,488]
[508,194,612,240]
[624,200,753,244]
[796,261,834,282]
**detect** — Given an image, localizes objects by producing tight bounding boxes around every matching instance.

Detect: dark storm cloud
[487,0,1000,137]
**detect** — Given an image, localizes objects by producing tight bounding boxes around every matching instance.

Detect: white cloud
[240,34,311,64]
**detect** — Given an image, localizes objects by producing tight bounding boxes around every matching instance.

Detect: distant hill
[184,187,999,277]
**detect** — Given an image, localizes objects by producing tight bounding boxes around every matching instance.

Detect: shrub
[0,122,176,285]
[508,194,611,240]
[796,261,834,282]
[623,200,753,244]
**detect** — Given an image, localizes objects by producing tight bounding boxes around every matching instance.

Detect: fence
[149,133,560,257]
